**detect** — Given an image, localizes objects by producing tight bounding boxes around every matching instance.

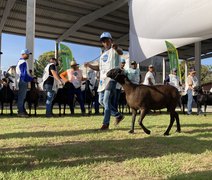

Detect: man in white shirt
[143,64,155,85]
[164,68,181,91]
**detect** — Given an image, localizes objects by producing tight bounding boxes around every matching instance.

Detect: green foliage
[180,61,212,84]
[34,51,64,78]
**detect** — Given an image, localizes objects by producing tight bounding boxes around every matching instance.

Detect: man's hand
[112,44,118,50]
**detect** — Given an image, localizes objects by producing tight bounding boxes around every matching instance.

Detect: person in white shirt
[84,32,124,130]
[143,64,155,85]
[164,68,181,91]
[185,68,199,115]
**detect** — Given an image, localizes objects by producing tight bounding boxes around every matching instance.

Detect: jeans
[17,80,28,113]
[44,84,55,115]
[68,87,85,114]
[99,81,121,125]
[187,89,193,114]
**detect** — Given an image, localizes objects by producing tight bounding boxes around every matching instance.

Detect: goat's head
[1,77,13,87]
[193,86,203,94]
[107,68,126,84]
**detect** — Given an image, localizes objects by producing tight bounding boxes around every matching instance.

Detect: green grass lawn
[0,109,211,180]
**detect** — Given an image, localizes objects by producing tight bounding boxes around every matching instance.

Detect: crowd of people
[0,31,202,129]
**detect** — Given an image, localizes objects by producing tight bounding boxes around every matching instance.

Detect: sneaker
[45,114,53,118]
[99,124,109,130]
[115,114,125,126]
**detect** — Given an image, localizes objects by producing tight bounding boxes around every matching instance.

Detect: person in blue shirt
[125,61,142,85]
[16,49,33,117]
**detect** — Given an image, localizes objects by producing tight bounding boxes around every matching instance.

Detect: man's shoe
[17,113,29,117]
[45,114,53,118]
[115,114,124,126]
[99,124,109,130]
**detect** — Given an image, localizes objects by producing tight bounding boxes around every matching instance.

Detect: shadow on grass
[0,131,211,172]
[0,122,211,139]
[168,170,212,180]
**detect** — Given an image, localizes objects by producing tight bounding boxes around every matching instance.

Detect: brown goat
[107,68,181,135]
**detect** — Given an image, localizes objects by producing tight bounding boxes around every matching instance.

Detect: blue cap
[21,49,31,55]
[100,32,112,40]
[121,59,126,63]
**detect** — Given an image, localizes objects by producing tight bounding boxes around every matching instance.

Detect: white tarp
[129,0,212,62]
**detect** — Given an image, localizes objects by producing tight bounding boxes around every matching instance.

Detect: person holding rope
[84,32,124,130]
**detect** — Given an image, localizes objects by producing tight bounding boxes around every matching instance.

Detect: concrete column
[26,0,36,73]
[162,57,166,82]
[195,41,201,85]
[55,41,59,59]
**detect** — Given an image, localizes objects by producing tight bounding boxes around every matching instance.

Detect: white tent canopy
[129,0,212,62]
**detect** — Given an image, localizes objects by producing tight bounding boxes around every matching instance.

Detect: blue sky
[1,33,101,71]
[0,33,211,71]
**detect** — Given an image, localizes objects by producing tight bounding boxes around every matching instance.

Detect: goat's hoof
[128,130,134,134]
[145,130,151,135]
[164,132,170,136]
[176,129,181,133]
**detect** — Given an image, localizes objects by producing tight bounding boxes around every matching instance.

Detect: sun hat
[70,60,79,66]
[189,68,196,73]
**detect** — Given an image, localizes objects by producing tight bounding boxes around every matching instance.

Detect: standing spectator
[143,64,155,85]
[85,32,124,130]
[164,68,181,91]
[42,58,63,117]
[185,68,199,115]
[87,68,100,114]
[16,49,33,117]
[60,60,86,115]
[125,61,141,85]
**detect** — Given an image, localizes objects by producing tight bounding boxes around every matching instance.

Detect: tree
[179,61,212,84]
[34,51,64,77]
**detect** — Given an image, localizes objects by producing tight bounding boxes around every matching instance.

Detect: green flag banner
[165,40,182,82]
[60,43,73,71]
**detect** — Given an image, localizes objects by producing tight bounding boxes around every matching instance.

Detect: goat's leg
[63,104,66,115]
[204,104,207,116]
[174,111,181,133]
[182,104,185,114]
[28,103,32,116]
[10,101,13,115]
[138,109,150,134]
[1,102,3,115]
[164,111,175,136]
[129,108,137,133]
[59,103,61,117]
[34,103,37,116]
